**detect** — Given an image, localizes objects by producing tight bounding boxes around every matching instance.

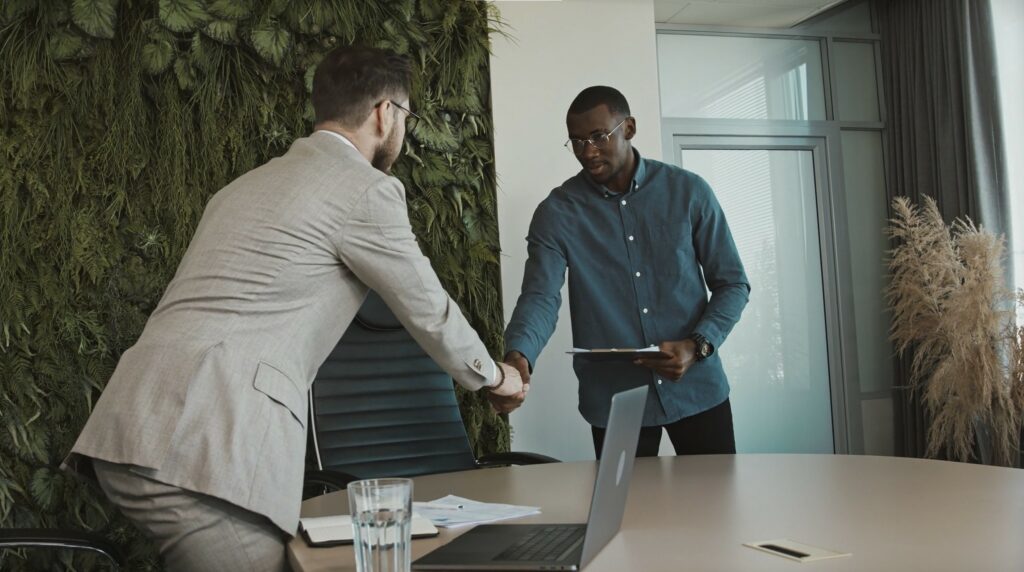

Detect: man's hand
[633,340,697,381]
[503,350,531,385]
[487,362,529,414]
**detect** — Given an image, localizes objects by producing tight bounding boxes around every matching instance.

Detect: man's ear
[624,117,637,141]
[373,101,393,138]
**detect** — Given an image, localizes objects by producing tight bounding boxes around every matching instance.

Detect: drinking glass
[347,478,414,572]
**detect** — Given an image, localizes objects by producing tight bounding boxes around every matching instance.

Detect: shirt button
[657,379,663,385]
[473,359,482,370]
[620,199,627,206]
[628,235,634,241]
[635,271,641,277]
[642,308,649,314]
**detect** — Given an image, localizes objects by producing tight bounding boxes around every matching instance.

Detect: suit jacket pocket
[253,361,307,429]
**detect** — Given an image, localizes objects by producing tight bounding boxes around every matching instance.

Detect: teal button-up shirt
[505,151,750,427]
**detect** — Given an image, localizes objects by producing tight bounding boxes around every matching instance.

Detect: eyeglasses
[388,100,421,121]
[381,100,422,131]
[564,119,627,153]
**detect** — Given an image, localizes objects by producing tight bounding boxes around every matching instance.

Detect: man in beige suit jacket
[62,46,526,571]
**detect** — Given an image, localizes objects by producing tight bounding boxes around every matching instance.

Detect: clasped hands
[486,354,530,415]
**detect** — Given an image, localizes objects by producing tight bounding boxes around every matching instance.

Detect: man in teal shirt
[504,86,750,457]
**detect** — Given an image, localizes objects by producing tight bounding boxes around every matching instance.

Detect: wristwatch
[690,333,713,361]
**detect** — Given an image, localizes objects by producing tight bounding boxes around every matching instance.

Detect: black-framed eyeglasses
[564,119,627,153]
[379,99,422,130]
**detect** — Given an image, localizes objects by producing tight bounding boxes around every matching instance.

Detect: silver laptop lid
[578,385,647,568]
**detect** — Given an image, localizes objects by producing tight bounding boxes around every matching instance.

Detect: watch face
[698,341,711,358]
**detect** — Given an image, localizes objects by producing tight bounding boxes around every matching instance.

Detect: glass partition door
[674,135,838,453]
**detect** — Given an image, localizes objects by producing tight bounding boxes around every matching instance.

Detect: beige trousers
[93,459,289,572]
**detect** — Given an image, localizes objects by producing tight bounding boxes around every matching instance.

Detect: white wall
[490,0,663,461]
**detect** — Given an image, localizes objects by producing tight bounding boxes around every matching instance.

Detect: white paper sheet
[413,495,541,528]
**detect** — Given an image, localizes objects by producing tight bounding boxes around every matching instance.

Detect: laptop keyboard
[494,526,586,562]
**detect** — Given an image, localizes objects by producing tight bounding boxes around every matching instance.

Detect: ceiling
[654,0,849,28]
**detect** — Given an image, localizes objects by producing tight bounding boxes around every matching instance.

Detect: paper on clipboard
[567,347,671,361]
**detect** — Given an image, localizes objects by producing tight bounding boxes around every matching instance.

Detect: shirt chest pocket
[643,221,694,276]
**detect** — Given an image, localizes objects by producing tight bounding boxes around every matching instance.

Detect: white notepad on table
[300,513,439,547]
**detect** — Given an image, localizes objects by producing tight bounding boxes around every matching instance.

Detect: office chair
[0,528,125,569]
[303,291,557,495]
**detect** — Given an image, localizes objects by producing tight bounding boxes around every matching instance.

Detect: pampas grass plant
[886,196,1024,466]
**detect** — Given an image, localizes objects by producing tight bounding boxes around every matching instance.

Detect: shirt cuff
[504,339,539,373]
[692,323,723,352]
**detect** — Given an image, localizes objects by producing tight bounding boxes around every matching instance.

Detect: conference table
[288,454,1024,571]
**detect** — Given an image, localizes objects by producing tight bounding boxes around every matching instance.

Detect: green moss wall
[0,1,506,569]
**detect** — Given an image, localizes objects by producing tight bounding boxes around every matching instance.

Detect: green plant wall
[0,1,507,569]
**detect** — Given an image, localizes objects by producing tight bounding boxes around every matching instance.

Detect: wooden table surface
[288,454,1024,572]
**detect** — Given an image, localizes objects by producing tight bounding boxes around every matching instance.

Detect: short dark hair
[312,45,413,128]
[568,86,631,117]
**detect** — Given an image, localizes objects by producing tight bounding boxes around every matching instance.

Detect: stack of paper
[413,495,541,528]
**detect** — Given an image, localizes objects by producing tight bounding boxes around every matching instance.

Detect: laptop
[412,385,648,571]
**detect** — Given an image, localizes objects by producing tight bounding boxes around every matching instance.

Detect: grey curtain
[873,0,1012,461]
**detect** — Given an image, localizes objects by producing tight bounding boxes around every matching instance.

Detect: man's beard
[371,124,402,173]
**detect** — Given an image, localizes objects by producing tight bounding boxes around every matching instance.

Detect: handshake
[485,351,532,415]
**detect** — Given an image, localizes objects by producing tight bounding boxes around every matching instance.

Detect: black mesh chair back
[309,291,479,479]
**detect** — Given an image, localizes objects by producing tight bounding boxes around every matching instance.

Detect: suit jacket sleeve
[332,176,493,391]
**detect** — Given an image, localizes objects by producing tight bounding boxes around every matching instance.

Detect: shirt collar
[315,129,358,151]
[583,148,648,198]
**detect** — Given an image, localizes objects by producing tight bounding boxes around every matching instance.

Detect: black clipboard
[567,348,672,362]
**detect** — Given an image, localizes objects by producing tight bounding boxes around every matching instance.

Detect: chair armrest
[476,451,560,467]
[0,528,124,568]
[304,469,361,492]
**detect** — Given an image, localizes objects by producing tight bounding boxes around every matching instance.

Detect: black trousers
[591,398,736,459]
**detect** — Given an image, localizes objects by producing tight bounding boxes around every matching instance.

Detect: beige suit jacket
[63,132,494,534]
